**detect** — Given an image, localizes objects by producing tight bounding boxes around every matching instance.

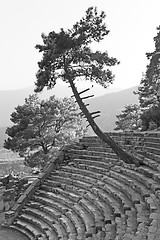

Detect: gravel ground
[0,228,29,240]
[0,213,29,240]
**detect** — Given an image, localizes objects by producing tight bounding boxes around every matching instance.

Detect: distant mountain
[86,85,139,134]
[0,84,138,147]
[0,87,33,127]
[0,83,121,127]
[0,85,72,127]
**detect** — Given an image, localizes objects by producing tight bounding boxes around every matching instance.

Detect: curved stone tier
[4,132,160,239]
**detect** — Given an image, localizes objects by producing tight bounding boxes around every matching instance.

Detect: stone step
[138,155,160,170]
[35,190,96,237]
[30,195,72,239]
[9,224,36,240]
[22,206,62,239]
[144,151,160,163]
[68,149,118,159]
[31,196,86,239]
[79,139,111,147]
[109,170,151,235]
[18,213,53,240]
[69,153,118,163]
[44,181,105,226]
[47,171,130,237]
[137,166,160,185]
[59,167,134,215]
[42,185,102,226]
[137,151,160,171]
[145,141,160,149]
[143,146,160,156]
[111,166,160,235]
[5,132,160,239]
[97,188,127,237]
[45,178,113,220]
[48,174,92,191]
[87,146,114,153]
[61,165,104,181]
[71,158,118,171]
[110,170,160,239]
[13,218,46,239]
[28,200,62,219]
[25,205,77,240]
[50,169,136,236]
[113,166,156,196]
[144,136,160,144]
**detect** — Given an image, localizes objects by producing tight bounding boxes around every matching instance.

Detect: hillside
[0,85,138,147]
[0,85,69,127]
[86,85,139,133]
[0,82,120,127]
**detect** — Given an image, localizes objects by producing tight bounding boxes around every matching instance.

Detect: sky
[0,0,160,92]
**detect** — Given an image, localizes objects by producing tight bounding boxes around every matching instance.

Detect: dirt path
[0,228,29,240]
[0,211,29,240]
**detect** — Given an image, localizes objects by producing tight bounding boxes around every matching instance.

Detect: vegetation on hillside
[4,94,84,168]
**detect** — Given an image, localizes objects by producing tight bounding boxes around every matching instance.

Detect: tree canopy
[114,104,141,131]
[136,26,160,109]
[35,7,119,92]
[140,103,160,130]
[4,94,84,168]
[116,25,160,132]
[135,25,160,130]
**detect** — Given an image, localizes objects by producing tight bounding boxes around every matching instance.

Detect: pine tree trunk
[68,78,142,166]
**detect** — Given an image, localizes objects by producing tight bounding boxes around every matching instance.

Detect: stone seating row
[44,161,151,238]
[45,176,124,239]
[34,190,99,239]
[80,133,160,171]
[110,165,160,239]
[66,144,160,239]
[81,132,160,152]
[10,165,124,238]
[61,167,138,238]
[5,132,160,240]
[57,162,154,239]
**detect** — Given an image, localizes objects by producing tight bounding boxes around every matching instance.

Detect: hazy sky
[0,0,160,91]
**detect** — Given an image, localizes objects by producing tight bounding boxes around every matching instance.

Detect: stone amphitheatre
[1,131,160,240]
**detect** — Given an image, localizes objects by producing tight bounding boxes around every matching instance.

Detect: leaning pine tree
[35,7,142,166]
